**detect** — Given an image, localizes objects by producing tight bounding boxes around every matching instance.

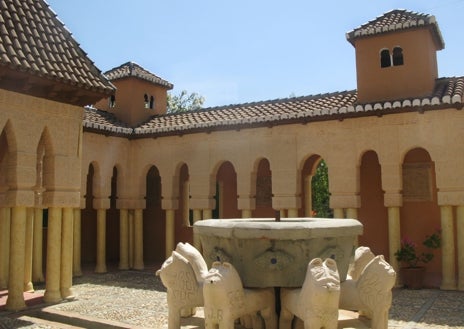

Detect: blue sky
[47,0,464,107]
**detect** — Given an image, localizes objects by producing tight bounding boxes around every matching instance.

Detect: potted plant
[394,229,441,289]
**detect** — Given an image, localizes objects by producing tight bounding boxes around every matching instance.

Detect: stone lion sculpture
[339,255,396,329]
[347,246,375,281]
[156,250,204,329]
[280,258,341,329]
[203,261,278,329]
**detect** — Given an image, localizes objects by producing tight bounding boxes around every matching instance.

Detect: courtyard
[1,267,464,329]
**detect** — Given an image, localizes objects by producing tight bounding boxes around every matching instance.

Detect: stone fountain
[193,217,363,288]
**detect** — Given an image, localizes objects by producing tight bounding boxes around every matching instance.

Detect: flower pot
[400,266,425,289]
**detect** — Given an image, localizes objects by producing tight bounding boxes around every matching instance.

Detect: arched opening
[143,166,165,263]
[106,167,120,265]
[300,155,331,218]
[401,147,441,286]
[359,151,388,257]
[253,158,274,217]
[81,164,97,267]
[215,161,240,219]
[380,49,391,68]
[393,46,404,66]
[175,163,193,244]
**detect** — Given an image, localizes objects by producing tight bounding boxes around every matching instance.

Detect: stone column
[346,208,358,219]
[241,209,252,218]
[61,208,74,299]
[304,176,312,217]
[128,210,134,268]
[203,208,213,220]
[457,205,464,291]
[440,205,456,290]
[32,208,44,282]
[333,208,344,219]
[133,209,144,270]
[165,209,175,258]
[387,207,401,273]
[119,209,129,270]
[23,208,34,292]
[0,207,10,289]
[44,207,62,303]
[192,209,202,249]
[72,208,82,277]
[95,208,107,273]
[287,208,298,218]
[6,206,27,310]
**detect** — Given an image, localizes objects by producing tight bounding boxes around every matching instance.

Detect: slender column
[95,209,107,273]
[333,208,344,219]
[203,208,213,220]
[128,210,134,268]
[32,208,44,282]
[440,205,456,290]
[119,209,129,270]
[304,176,312,217]
[193,209,202,249]
[23,208,34,292]
[241,209,252,218]
[61,208,74,299]
[457,206,464,291]
[387,207,401,273]
[72,208,82,276]
[133,209,144,270]
[44,207,62,303]
[287,208,298,218]
[346,208,358,219]
[0,207,11,289]
[165,209,175,258]
[6,206,27,310]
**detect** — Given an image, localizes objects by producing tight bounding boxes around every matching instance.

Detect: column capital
[190,196,215,210]
[161,198,179,210]
[272,195,301,210]
[43,190,80,208]
[383,191,403,207]
[329,193,360,209]
[237,196,255,211]
[115,198,145,210]
[92,197,110,210]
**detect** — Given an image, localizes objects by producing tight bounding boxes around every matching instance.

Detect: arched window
[380,49,391,68]
[392,47,404,66]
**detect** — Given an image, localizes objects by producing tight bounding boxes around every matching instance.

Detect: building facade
[1,3,464,311]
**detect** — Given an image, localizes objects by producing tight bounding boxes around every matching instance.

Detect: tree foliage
[311,160,332,218]
[167,90,205,114]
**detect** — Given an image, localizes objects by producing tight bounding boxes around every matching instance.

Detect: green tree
[311,160,332,218]
[167,90,205,114]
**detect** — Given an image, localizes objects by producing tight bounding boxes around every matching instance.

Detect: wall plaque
[402,162,433,202]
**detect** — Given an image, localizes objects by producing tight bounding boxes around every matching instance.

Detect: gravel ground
[1,269,464,328]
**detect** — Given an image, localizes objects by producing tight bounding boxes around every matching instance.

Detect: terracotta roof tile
[104,61,173,89]
[0,0,114,94]
[346,9,444,50]
[85,77,464,137]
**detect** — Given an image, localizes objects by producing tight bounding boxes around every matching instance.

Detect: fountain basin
[194,218,363,288]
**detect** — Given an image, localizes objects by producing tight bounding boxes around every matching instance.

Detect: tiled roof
[346,9,445,50]
[83,107,133,135]
[0,0,114,95]
[84,77,464,137]
[104,62,173,89]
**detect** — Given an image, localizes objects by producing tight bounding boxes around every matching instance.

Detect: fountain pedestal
[194,218,363,288]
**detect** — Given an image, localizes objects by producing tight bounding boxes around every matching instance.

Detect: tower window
[392,47,404,66]
[380,49,391,68]
[144,94,149,108]
[149,95,154,109]
[109,95,116,108]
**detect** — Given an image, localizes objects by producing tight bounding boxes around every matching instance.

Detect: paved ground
[1,267,464,329]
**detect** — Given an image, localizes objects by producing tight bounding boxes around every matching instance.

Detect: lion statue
[203,261,278,329]
[156,250,204,329]
[280,258,341,329]
[347,246,375,281]
[339,255,396,329]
